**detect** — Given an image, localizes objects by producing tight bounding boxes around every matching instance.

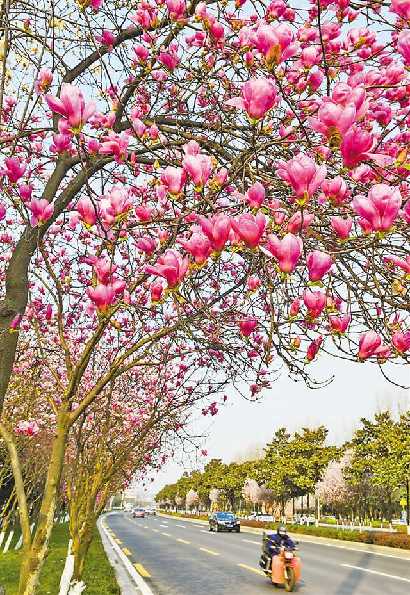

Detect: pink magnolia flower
[35,68,53,94]
[247,276,261,291]
[50,133,72,154]
[166,0,186,21]
[158,49,180,71]
[134,44,150,63]
[383,255,410,274]
[358,330,382,360]
[329,314,351,334]
[239,317,258,337]
[225,78,277,121]
[145,250,189,288]
[391,0,410,19]
[352,184,402,232]
[92,257,117,285]
[398,30,410,65]
[151,281,164,302]
[15,420,40,437]
[136,236,157,255]
[87,284,116,312]
[289,298,301,317]
[303,289,326,318]
[77,197,97,227]
[231,212,266,248]
[246,182,265,208]
[99,132,129,162]
[330,216,353,239]
[0,202,5,221]
[100,186,132,225]
[180,232,212,264]
[96,30,116,48]
[3,157,26,183]
[198,214,231,252]
[403,199,410,224]
[161,166,186,196]
[392,331,410,354]
[309,100,356,139]
[287,211,314,233]
[306,250,333,281]
[182,154,212,190]
[306,336,323,362]
[28,199,54,226]
[251,22,299,67]
[276,153,326,201]
[340,126,390,169]
[45,83,96,132]
[266,233,302,273]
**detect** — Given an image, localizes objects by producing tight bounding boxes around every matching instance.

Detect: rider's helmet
[277,524,287,536]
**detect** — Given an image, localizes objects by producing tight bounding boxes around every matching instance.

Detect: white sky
[140,357,409,498]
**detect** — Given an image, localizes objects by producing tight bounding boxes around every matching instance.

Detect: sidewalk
[158,513,410,561]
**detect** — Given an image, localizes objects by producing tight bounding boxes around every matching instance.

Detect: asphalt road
[105,513,410,595]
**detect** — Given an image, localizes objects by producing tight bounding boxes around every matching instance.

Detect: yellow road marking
[199,547,219,556]
[134,563,151,578]
[237,563,265,576]
[177,538,191,544]
[115,539,122,544]
[161,532,171,537]
[122,548,132,556]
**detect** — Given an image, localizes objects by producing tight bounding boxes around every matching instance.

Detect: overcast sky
[139,357,409,499]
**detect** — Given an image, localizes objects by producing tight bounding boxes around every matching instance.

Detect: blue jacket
[266,533,295,554]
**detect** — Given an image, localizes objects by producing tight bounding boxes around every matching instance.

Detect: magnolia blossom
[352,184,402,232]
[28,199,54,227]
[266,233,302,273]
[242,478,263,504]
[226,78,277,120]
[239,317,258,337]
[306,251,333,281]
[145,250,189,288]
[358,330,382,360]
[231,212,266,248]
[276,153,326,200]
[46,83,96,131]
[199,214,231,252]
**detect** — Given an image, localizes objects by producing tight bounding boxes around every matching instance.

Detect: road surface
[105,513,410,595]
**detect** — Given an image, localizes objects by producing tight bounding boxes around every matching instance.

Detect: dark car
[209,512,240,533]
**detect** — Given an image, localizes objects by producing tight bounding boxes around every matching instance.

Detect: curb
[99,514,155,595]
[158,513,410,561]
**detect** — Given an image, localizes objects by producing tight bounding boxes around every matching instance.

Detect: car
[145,507,156,516]
[209,512,240,533]
[132,507,145,518]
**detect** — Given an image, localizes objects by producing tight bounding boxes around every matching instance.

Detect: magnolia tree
[315,452,351,515]
[0,0,410,592]
[242,477,263,508]
[185,488,199,509]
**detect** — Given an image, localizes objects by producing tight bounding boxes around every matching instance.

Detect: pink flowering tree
[0,1,409,592]
[186,488,199,510]
[242,478,263,510]
[315,452,351,517]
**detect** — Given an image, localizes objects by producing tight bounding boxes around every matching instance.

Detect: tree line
[156,411,410,527]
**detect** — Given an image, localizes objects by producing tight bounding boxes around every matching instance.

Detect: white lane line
[341,564,410,583]
[200,529,212,534]
[176,524,187,529]
[161,532,171,537]
[242,539,260,545]
[159,524,169,528]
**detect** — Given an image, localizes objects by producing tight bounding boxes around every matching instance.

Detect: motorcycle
[271,546,301,591]
[259,532,301,592]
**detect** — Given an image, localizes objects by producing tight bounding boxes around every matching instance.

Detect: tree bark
[18,415,69,595]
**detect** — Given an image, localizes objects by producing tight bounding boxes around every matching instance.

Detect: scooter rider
[260,525,295,572]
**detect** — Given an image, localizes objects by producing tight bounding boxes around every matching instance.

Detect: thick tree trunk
[18,418,69,595]
[72,526,94,583]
